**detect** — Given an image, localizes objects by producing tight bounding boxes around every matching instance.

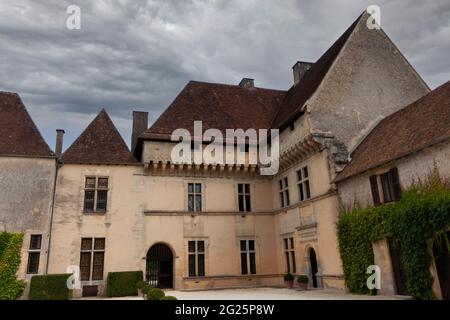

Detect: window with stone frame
[237,183,251,212]
[27,234,42,274]
[284,237,296,274]
[187,183,202,212]
[369,167,401,206]
[188,240,205,277]
[84,177,109,213]
[80,238,105,281]
[240,239,256,275]
[297,166,311,202]
[279,177,290,208]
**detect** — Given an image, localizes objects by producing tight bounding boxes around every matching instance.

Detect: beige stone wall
[338,140,450,209]
[0,156,56,280]
[308,14,429,152]
[48,164,282,294]
[273,149,344,289]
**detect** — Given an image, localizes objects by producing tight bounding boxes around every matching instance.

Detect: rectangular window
[84,177,109,213]
[27,235,42,274]
[240,240,256,275]
[187,183,202,212]
[297,166,311,202]
[188,240,205,277]
[237,183,251,212]
[279,177,290,208]
[370,167,401,205]
[283,237,296,274]
[79,237,105,281]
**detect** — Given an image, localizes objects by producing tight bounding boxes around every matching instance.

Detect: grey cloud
[0,0,448,150]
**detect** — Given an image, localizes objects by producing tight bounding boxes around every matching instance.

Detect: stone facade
[3,11,445,299]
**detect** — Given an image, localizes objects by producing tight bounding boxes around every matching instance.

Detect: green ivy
[337,171,450,299]
[0,232,26,300]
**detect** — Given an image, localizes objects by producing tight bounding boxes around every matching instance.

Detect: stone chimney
[131,111,148,152]
[238,78,254,88]
[55,129,65,158]
[292,61,314,85]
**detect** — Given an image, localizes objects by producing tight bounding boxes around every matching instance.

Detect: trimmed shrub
[0,232,26,300]
[106,271,144,297]
[141,284,151,295]
[146,288,165,300]
[161,295,177,300]
[136,280,147,289]
[29,274,72,300]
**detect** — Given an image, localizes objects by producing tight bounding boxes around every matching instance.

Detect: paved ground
[98,287,406,300]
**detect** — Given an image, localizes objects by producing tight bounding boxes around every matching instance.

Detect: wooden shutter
[370,175,381,206]
[390,167,401,201]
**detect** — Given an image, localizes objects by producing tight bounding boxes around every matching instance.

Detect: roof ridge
[270,11,365,129]
[188,80,286,92]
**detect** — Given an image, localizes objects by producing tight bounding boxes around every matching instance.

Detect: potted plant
[297,275,309,290]
[284,273,294,288]
[136,280,148,297]
[141,284,151,299]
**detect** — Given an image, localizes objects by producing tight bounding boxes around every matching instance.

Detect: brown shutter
[390,167,401,201]
[370,175,381,206]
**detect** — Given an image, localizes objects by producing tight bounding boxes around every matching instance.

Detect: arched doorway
[309,248,318,288]
[146,243,173,289]
[433,232,450,300]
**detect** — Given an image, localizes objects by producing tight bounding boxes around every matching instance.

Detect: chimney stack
[132,111,148,152]
[292,61,314,85]
[238,78,254,88]
[55,129,65,158]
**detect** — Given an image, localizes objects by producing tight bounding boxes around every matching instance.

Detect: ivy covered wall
[337,173,450,299]
[0,232,26,300]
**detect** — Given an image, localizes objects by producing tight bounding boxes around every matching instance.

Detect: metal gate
[146,243,173,289]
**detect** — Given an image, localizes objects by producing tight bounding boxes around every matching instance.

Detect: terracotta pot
[137,289,143,297]
[298,282,308,290]
[285,280,294,288]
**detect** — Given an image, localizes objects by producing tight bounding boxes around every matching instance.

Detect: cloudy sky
[0,0,449,151]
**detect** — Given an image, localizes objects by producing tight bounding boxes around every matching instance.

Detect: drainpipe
[45,160,59,274]
[45,129,64,274]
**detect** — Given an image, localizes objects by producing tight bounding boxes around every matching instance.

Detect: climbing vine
[0,232,26,300]
[337,171,450,299]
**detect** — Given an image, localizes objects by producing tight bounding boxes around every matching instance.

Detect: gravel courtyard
[101,287,406,300]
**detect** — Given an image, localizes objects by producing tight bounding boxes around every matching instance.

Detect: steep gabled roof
[141,13,364,144]
[0,91,54,158]
[141,80,285,140]
[61,109,138,164]
[336,81,450,182]
[271,13,363,130]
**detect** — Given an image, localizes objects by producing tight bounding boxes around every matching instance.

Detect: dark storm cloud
[0,0,449,150]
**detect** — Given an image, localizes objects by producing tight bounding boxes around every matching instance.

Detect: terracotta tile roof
[0,91,54,158]
[336,81,450,182]
[141,80,285,140]
[271,13,362,130]
[142,14,363,145]
[61,109,138,164]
